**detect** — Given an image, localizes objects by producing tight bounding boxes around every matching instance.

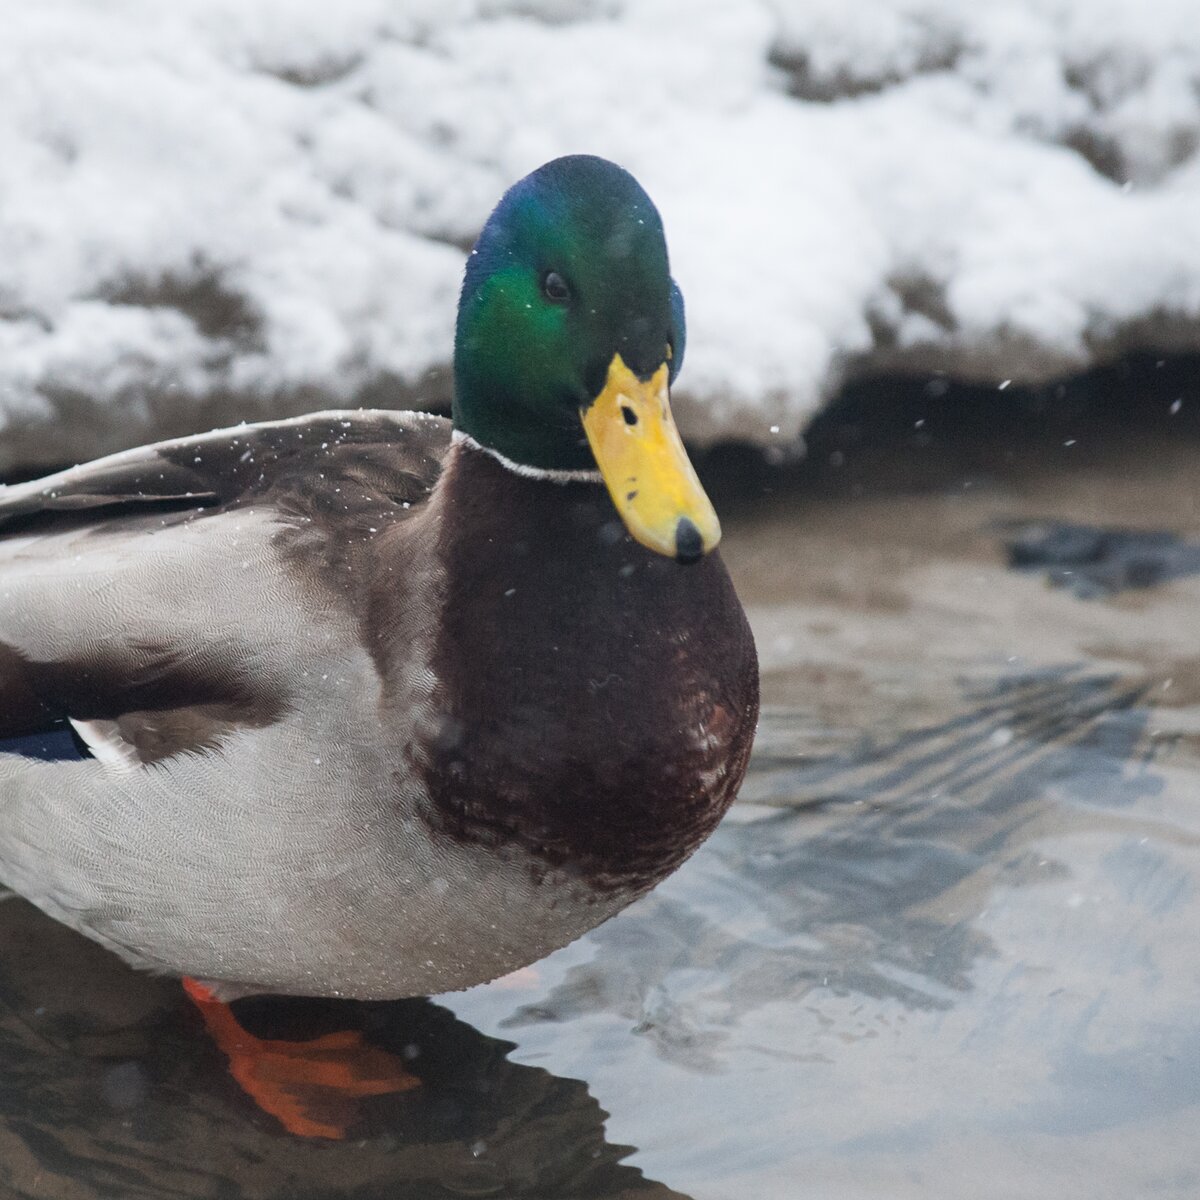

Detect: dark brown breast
[414,444,759,895]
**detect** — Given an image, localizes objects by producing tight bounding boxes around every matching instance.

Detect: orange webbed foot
[184,977,420,1139]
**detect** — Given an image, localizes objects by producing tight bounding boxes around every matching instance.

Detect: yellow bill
[581,353,721,562]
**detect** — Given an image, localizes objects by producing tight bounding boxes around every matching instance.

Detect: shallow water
[3,365,1200,1198]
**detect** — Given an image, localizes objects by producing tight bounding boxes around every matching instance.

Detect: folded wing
[0,409,449,758]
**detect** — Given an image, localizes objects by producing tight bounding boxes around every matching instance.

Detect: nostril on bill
[674,517,703,564]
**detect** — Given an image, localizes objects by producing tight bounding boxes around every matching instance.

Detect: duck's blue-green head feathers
[454,156,716,561]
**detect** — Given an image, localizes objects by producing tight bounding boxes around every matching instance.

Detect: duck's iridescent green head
[453,155,719,561]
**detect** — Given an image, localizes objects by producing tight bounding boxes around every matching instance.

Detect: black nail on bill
[674,517,703,564]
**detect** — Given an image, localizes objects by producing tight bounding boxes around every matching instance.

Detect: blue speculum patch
[0,720,88,762]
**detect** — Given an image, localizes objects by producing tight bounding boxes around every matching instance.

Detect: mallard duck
[0,155,758,1003]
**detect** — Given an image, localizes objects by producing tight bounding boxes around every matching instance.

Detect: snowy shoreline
[2,0,1198,469]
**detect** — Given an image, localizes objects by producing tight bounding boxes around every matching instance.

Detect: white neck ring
[452,429,603,484]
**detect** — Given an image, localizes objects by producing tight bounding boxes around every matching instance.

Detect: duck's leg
[183,978,420,1139]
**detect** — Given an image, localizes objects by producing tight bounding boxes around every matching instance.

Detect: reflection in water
[0,896,688,1198]
[748,667,1151,812]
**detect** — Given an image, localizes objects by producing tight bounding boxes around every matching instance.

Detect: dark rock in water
[1007,523,1107,568]
[1002,520,1200,598]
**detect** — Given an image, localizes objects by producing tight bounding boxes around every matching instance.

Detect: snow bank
[2,0,1198,467]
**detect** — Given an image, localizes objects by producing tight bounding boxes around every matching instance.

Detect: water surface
[3,363,1199,1198]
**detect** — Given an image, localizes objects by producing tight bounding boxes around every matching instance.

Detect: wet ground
[2,357,1199,1198]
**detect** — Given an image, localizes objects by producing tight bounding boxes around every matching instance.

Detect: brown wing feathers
[0,410,451,757]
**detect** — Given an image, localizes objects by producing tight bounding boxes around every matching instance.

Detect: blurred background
[3,0,1198,468]
[1,3,1199,1199]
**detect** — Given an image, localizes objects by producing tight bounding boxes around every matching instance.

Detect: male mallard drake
[0,155,758,1001]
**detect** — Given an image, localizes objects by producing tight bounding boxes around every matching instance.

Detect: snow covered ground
[2,0,1198,467]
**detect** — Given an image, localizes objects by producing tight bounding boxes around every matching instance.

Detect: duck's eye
[542,271,571,304]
